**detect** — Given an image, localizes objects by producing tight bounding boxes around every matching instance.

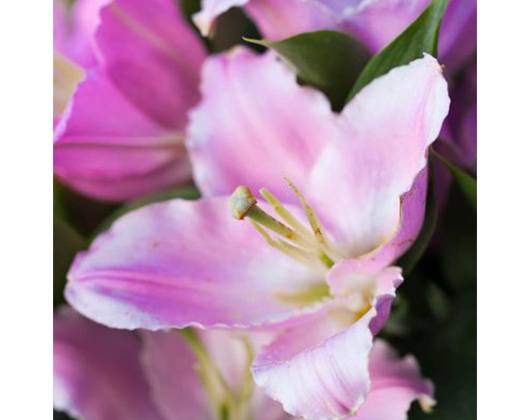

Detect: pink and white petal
[350,340,435,420]
[53,0,111,68]
[54,306,165,420]
[187,47,337,202]
[252,308,375,419]
[65,196,324,330]
[140,330,211,419]
[307,55,449,257]
[96,0,206,129]
[327,259,402,334]
[368,168,428,267]
[54,69,191,202]
[193,0,251,36]
[341,168,428,270]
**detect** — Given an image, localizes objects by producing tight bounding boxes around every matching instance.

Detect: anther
[230,186,257,220]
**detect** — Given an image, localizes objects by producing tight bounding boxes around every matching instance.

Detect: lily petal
[54,69,191,202]
[187,47,337,203]
[53,306,164,420]
[53,0,110,68]
[140,330,211,419]
[439,0,477,73]
[142,329,291,420]
[336,0,429,53]
[351,340,435,420]
[252,307,375,419]
[307,55,449,257]
[192,0,428,50]
[53,52,85,121]
[96,0,206,129]
[66,196,323,330]
[327,259,403,335]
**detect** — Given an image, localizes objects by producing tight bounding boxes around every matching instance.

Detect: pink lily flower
[194,0,476,72]
[53,0,206,201]
[65,48,449,417]
[55,306,433,419]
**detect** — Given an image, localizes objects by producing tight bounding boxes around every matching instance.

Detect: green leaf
[407,289,477,420]
[398,158,438,276]
[54,217,86,307]
[439,185,477,291]
[433,149,477,210]
[245,30,370,110]
[347,0,448,101]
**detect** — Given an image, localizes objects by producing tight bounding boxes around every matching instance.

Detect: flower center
[230,179,341,269]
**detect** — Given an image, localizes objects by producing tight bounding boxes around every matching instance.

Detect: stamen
[285,178,329,247]
[250,221,318,267]
[259,188,314,241]
[229,183,336,268]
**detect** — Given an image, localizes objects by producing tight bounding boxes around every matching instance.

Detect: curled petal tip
[419,394,437,413]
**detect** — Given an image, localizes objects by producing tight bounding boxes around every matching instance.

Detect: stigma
[229,181,340,269]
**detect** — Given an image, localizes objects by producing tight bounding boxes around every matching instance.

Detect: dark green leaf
[347,0,448,100]
[407,289,476,420]
[245,30,370,110]
[54,217,86,307]
[433,149,476,210]
[439,185,477,291]
[398,158,438,276]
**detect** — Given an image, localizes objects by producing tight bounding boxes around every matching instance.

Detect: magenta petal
[252,308,375,418]
[439,0,477,73]
[352,340,435,420]
[54,69,191,201]
[96,0,206,129]
[54,307,164,420]
[66,197,322,330]
[441,62,477,170]
[187,47,336,202]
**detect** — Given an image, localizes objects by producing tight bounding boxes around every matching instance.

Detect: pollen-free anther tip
[230,186,257,220]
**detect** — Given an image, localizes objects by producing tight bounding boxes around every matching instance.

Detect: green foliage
[246,31,370,110]
[433,149,477,210]
[53,217,85,307]
[348,0,448,100]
